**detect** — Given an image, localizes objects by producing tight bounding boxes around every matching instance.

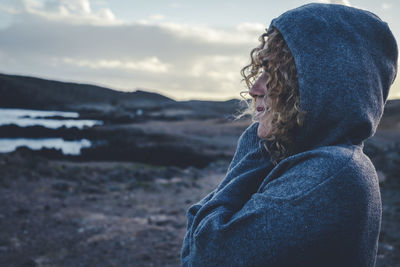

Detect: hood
[266,3,398,154]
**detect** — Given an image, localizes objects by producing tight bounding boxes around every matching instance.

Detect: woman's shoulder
[258,144,377,201]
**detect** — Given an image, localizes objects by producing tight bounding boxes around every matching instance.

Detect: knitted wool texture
[181,3,398,266]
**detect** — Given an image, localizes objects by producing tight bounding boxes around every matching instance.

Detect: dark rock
[51,182,70,192]
[171,222,185,229]
[15,207,29,215]
[20,259,37,267]
[386,146,400,176]
[164,166,183,179]
[81,186,104,194]
[364,140,400,179]
[84,195,98,201]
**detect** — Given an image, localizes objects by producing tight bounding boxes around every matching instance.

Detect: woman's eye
[253,95,264,100]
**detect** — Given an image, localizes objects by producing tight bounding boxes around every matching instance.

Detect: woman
[181,3,398,267]
[237,25,307,166]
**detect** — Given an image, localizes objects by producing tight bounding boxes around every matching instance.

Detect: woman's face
[249,70,275,139]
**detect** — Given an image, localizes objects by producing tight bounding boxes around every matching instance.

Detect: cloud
[149,14,165,21]
[189,55,246,80]
[3,0,399,102]
[59,0,91,14]
[318,0,351,6]
[170,2,181,9]
[7,1,396,101]
[55,56,171,73]
[8,0,122,25]
[381,3,392,10]
[0,4,20,15]
[157,22,262,45]
[0,0,258,100]
[236,22,265,33]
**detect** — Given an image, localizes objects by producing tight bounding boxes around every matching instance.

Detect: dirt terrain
[0,149,228,266]
[0,117,399,266]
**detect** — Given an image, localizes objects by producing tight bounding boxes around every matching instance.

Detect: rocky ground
[0,149,228,266]
[0,117,399,266]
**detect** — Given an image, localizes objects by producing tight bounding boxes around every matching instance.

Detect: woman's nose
[250,76,267,96]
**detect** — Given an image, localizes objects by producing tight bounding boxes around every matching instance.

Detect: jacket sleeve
[217,122,272,192]
[182,122,272,232]
[181,156,373,267]
[181,122,275,266]
[183,122,269,224]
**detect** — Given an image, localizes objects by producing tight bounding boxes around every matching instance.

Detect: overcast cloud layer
[0,0,399,101]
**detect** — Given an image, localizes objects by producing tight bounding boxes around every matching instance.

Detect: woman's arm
[194,122,271,204]
[183,122,272,231]
[181,160,373,267]
[181,122,274,264]
[216,122,272,192]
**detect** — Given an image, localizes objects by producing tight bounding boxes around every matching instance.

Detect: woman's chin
[257,127,264,139]
[257,126,271,139]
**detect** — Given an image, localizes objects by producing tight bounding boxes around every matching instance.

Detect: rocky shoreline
[1,96,400,266]
[0,121,232,168]
[0,137,399,266]
[0,117,399,266]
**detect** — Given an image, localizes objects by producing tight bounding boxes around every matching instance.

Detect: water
[0,138,92,155]
[0,108,102,129]
[0,108,102,155]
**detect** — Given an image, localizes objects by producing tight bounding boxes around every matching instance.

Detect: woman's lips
[256,107,265,118]
[256,106,271,118]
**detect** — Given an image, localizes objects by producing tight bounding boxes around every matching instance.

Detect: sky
[0,0,399,101]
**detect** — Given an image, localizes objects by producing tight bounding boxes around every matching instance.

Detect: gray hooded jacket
[181,3,398,266]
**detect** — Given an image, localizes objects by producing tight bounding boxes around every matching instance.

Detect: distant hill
[384,99,400,115]
[2,72,397,121]
[0,73,176,110]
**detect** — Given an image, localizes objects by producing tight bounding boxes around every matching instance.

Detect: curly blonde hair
[233,27,307,165]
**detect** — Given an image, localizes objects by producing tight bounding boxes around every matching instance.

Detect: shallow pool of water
[0,108,102,129]
[0,138,92,155]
